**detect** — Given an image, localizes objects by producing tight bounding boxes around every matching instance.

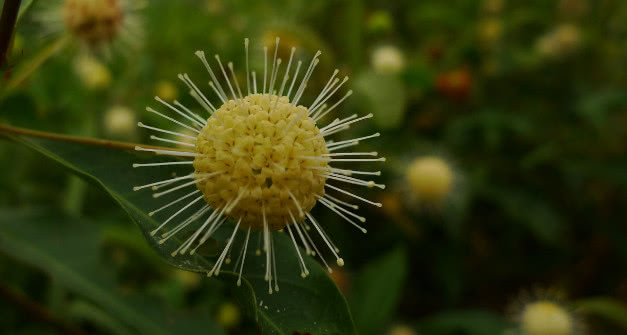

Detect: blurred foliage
[0,0,626,334]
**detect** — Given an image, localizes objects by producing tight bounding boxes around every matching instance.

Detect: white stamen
[279,47,296,97]
[324,172,385,189]
[237,226,251,286]
[313,90,353,121]
[160,205,211,242]
[287,60,302,99]
[227,62,243,99]
[150,135,195,147]
[150,195,204,236]
[148,189,200,216]
[323,193,359,210]
[133,173,194,191]
[252,71,257,94]
[287,189,304,218]
[137,122,197,140]
[155,96,206,128]
[194,50,228,101]
[146,107,200,134]
[153,172,223,198]
[263,46,268,94]
[323,151,378,156]
[209,218,241,277]
[310,76,349,116]
[179,73,217,112]
[214,55,237,100]
[268,37,280,96]
[326,184,383,207]
[322,113,373,135]
[286,224,309,278]
[133,161,194,168]
[309,69,339,112]
[289,210,312,256]
[245,38,251,96]
[135,146,201,158]
[328,141,359,151]
[174,100,208,123]
[326,132,380,148]
[271,235,279,292]
[318,197,367,233]
[306,213,344,267]
[293,53,321,105]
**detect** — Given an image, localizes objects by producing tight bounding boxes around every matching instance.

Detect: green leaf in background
[0,208,225,335]
[3,131,357,335]
[416,310,508,335]
[575,297,627,331]
[349,247,408,335]
[354,71,407,129]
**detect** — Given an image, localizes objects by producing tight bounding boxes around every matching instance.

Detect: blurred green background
[1,0,627,334]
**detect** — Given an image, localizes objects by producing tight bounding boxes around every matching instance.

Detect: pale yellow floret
[194,94,329,231]
[406,156,453,203]
[522,301,573,335]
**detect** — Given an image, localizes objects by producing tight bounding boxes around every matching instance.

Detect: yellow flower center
[193,94,329,231]
[522,301,573,335]
[63,0,124,46]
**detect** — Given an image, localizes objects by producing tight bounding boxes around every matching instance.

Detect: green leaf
[3,133,357,335]
[575,297,627,331]
[0,208,225,335]
[349,247,408,335]
[354,71,407,129]
[417,310,508,335]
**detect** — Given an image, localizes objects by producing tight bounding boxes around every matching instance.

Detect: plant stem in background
[0,0,22,67]
[0,123,171,152]
[3,34,70,93]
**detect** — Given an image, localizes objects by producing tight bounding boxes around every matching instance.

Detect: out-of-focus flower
[367,11,393,34]
[104,105,136,138]
[155,81,179,102]
[536,24,581,58]
[205,0,224,15]
[478,18,503,47]
[436,68,472,101]
[406,156,454,206]
[132,38,384,294]
[483,0,504,14]
[371,45,405,74]
[74,55,112,90]
[216,302,241,329]
[172,268,201,290]
[387,325,418,335]
[38,0,143,53]
[509,288,582,335]
[521,301,574,335]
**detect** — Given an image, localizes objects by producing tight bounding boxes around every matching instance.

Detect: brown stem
[0,280,88,335]
[0,123,176,152]
[0,0,21,67]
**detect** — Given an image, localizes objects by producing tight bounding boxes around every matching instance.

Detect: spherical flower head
[372,45,405,74]
[406,156,453,204]
[193,94,329,230]
[104,105,136,138]
[133,38,384,292]
[521,301,573,335]
[63,0,124,47]
[536,24,581,58]
[74,55,112,90]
